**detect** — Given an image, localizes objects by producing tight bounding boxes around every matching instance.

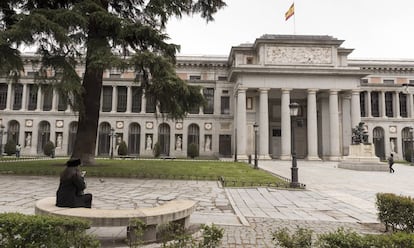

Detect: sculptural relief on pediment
[265,45,333,65]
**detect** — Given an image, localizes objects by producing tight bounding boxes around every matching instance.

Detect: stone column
[366,91,372,117]
[329,90,341,160]
[409,93,414,118]
[111,86,117,113]
[21,83,28,111]
[394,91,400,118]
[5,83,12,110]
[307,89,320,160]
[380,90,386,118]
[236,88,247,159]
[126,86,132,113]
[280,88,291,160]
[51,88,57,111]
[351,90,361,128]
[141,91,146,113]
[36,86,42,111]
[259,88,270,159]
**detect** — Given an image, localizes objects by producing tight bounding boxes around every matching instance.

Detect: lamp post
[410,127,414,166]
[0,124,4,157]
[289,102,300,188]
[110,128,115,159]
[253,123,259,169]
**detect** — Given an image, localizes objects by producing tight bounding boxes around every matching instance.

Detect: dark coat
[56,167,92,208]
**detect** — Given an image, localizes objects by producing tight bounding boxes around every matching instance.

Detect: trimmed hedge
[272,227,414,248]
[376,193,414,232]
[117,141,128,156]
[0,212,100,247]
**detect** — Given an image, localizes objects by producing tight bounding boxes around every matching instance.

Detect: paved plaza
[0,160,413,247]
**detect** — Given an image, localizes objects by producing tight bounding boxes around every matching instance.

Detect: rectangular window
[385,92,393,117]
[131,86,142,113]
[57,92,67,111]
[203,88,214,114]
[109,73,121,79]
[360,92,366,117]
[28,84,38,110]
[13,84,23,110]
[42,85,52,111]
[246,97,253,110]
[371,91,380,117]
[400,93,408,118]
[117,86,127,112]
[27,71,39,77]
[145,94,156,113]
[102,86,113,112]
[189,75,201,80]
[218,76,228,81]
[0,83,7,110]
[221,96,230,114]
[383,79,395,84]
[360,79,368,84]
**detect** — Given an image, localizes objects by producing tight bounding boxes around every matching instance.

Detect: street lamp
[410,128,414,166]
[289,102,300,188]
[0,124,4,157]
[110,128,115,159]
[253,123,259,169]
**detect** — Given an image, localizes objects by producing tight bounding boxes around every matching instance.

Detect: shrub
[153,142,161,158]
[4,140,16,156]
[317,228,414,248]
[272,227,313,248]
[317,228,367,248]
[272,227,414,248]
[43,141,55,157]
[118,141,128,156]
[376,193,414,232]
[0,212,99,247]
[159,222,224,248]
[127,218,146,248]
[187,143,199,159]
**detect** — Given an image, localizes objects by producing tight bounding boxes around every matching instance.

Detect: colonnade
[235,88,361,161]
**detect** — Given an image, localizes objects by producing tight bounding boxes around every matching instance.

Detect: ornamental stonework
[265,46,332,65]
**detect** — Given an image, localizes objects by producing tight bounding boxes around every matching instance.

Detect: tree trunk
[71,26,107,165]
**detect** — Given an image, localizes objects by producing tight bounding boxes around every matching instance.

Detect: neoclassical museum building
[1,34,414,161]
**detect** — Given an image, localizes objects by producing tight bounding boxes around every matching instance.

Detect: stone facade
[1,34,414,161]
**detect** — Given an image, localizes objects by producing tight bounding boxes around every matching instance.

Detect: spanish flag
[285,3,295,21]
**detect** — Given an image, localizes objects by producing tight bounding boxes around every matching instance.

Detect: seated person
[56,159,92,208]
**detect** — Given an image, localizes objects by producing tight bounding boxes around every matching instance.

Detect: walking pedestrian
[388,153,395,173]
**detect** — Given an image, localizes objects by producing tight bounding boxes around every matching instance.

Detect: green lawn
[0,158,289,187]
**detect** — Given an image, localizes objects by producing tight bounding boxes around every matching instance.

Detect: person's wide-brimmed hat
[66,159,81,167]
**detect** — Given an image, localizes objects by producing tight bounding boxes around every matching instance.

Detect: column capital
[329,89,340,94]
[237,87,247,93]
[351,89,362,94]
[281,88,292,94]
[259,88,270,93]
[307,88,319,94]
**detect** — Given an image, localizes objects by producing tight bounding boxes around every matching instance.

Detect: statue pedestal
[338,144,388,171]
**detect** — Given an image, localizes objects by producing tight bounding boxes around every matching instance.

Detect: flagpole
[293,6,296,35]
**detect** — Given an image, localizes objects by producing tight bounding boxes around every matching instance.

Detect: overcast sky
[166,0,414,59]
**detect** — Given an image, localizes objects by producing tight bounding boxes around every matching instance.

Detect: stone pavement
[1,160,412,247]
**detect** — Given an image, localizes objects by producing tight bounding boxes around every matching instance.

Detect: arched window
[128,123,140,155]
[98,122,111,155]
[187,124,200,153]
[67,122,78,156]
[37,121,50,154]
[158,123,170,156]
[7,120,20,145]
